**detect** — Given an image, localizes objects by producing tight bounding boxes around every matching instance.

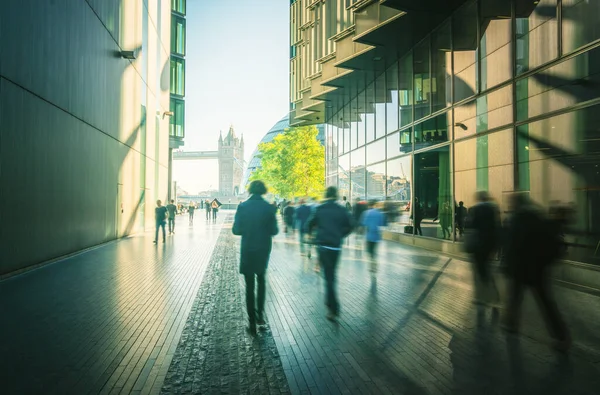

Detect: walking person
[464,191,500,309]
[455,201,468,238]
[205,199,211,220]
[166,199,177,234]
[188,203,195,225]
[295,199,312,257]
[153,200,167,244]
[232,180,279,336]
[503,194,572,351]
[307,187,353,321]
[360,200,386,274]
[439,201,453,239]
[283,202,296,235]
[211,199,219,222]
[412,198,424,236]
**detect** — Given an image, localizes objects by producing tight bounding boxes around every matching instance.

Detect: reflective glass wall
[324,0,600,264]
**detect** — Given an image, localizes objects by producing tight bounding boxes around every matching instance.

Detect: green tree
[250,125,325,199]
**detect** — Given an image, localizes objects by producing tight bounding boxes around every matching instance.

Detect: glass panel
[432,20,452,113]
[454,129,514,242]
[386,62,400,134]
[375,72,386,138]
[414,146,452,240]
[387,155,413,233]
[171,0,186,14]
[517,104,600,265]
[342,104,351,153]
[350,97,358,150]
[516,45,600,122]
[414,112,450,149]
[562,0,600,53]
[338,154,351,201]
[351,147,366,200]
[170,57,185,96]
[414,37,431,120]
[366,138,386,165]
[367,162,387,200]
[453,0,479,102]
[454,84,513,139]
[171,15,186,56]
[399,52,414,127]
[169,98,185,138]
[480,0,512,90]
[365,82,376,143]
[357,91,367,147]
[516,0,558,75]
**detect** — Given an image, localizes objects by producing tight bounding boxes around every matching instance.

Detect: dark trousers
[507,272,569,342]
[168,218,175,233]
[244,273,266,324]
[189,212,194,224]
[318,247,341,314]
[366,241,378,259]
[472,249,500,304]
[154,221,166,242]
[206,210,210,220]
[212,210,218,221]
[415,219,423,235]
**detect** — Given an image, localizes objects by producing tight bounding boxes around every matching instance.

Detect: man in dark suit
[466,191,500,308]
[307,187,353,321]
[232,180,279,335]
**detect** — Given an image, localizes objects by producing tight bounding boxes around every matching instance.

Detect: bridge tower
[218,126,244,196]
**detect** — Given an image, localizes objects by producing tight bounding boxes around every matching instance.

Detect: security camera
[162,111,175,119]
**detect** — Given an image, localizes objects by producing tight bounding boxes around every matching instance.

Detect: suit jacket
[467,202,500,254]
[307,200,353,248]
[232,195,279,275]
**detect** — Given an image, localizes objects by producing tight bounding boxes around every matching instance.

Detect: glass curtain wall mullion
[171,0,185,15]
[170,57,185,96]
[171,15,186,56]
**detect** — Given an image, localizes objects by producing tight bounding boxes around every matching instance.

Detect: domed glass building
[242,115,324,189]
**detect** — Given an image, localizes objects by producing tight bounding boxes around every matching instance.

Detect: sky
[173,0,290,194]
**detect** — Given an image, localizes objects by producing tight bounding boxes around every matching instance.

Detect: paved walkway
[1,211,599,394]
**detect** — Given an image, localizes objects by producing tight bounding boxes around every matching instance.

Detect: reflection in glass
[367,162,386,200]
[170,57,185,96]
[454,129,514,241]
[432,20,452,113]
[562,0,600,53]
[169,98,185,137]
[415,112,450,148]
[454,85,513,138]
[375,72,387,138]
[516,0,558,75]
[387,156,412,232]
[365,82,376,143]
[480,0,512,90]
[357,91,367,147]
[387,62,400,134]
[338,154,351,201]
[414,146,452,240]
[516,104,600,264]
[453,1,478,102]
[414,37,431,120]
[399,53,414,127]
[350,97,359,150]
[171,15,186,56]
[367,138,386,165]
[351,147,366,200]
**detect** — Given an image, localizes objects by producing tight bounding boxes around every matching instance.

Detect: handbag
[404,219,414,234]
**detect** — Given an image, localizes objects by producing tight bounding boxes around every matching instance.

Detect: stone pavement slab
[0,214,224,395]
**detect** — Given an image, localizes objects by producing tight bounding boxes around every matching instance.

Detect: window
[387,155,412,233]
[562,0,600,53]
[480,0,512,90]
[350,148,366,200]
[414,37,431,120]
[432,20,452,112]
[386,62,400,134]
[367,162,386,200]
[171,0,186,15]
[169,98,185,138]
[516,0,558,75]
[366,138,386,165]
[170,57,185,96]
[375,72,386,138]
[171,15,186,56]
[414,112,450,148]
[454,84,513,139]
[453,0,478,102]
[399,53,414,127]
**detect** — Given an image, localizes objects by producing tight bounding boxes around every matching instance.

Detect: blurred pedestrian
[211,199,219,221]
[232,180,279,336]
[154,200,167,244]
[295,199,312,257]
[205,199,211,220]
[188,202,195,225]
[360,200,386,274]
[503,194,571,352]
[465,191,501,309]
[307,187,353,321]
[166,199,177,234]
[455,201,468,237]
[283,202,296,235]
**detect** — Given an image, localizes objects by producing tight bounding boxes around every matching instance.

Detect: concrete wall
[0,0,171,275]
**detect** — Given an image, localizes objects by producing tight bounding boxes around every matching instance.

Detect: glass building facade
[291,0,600,265]
[169,0,186,143]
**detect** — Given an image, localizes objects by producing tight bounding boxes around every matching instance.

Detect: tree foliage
[250,125,325,199]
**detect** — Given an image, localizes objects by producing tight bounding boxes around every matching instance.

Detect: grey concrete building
[0,1,172,275]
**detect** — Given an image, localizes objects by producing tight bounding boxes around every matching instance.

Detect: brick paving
[1,212,600,394]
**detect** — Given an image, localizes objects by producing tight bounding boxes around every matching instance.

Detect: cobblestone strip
[160,218,291,394]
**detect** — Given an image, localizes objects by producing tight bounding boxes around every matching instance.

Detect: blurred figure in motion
[503,193,572,351]
[353,198,368,255]
[455,201,468,238]
[283,202,296,235]
[295,199,312,257]
[232,180,279,336]
[211,199,220,222]
[205,199,211,221]
[360,200,386,275]
[439,201,453,239]
[307,187,353,321]
[166,199,177,235]
[188,202,195,225]
[412,198,424,236]
[153,199,167,244]
[465,191,501,309]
